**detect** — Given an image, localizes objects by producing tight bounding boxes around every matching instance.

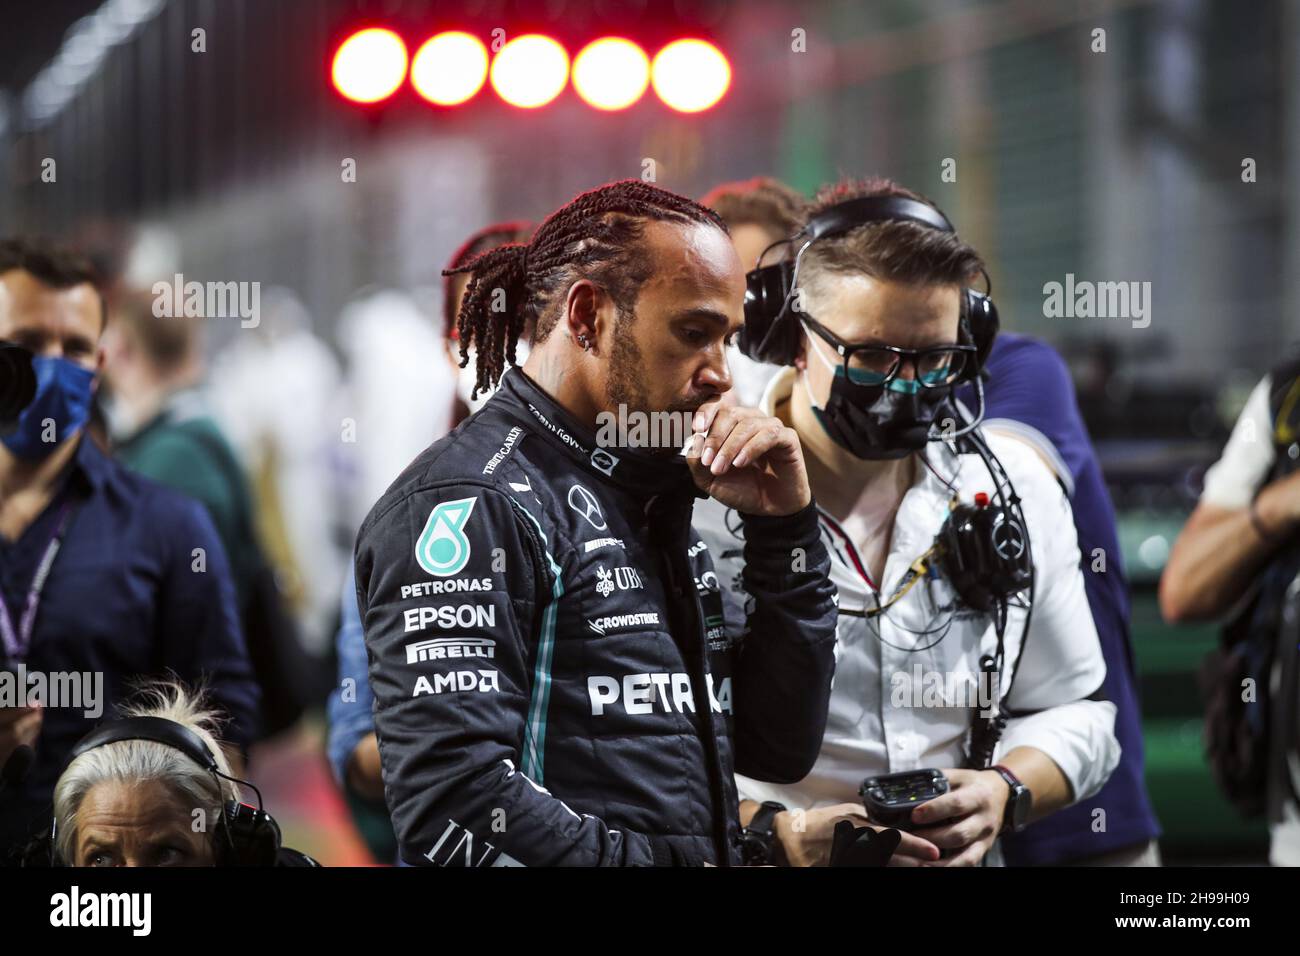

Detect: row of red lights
[331,29,731,112]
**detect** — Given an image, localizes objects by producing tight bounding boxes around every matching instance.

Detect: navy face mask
[804,330,952,460]
[1,355,95,460]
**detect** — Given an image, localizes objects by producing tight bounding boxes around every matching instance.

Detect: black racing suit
[354,369,838,865]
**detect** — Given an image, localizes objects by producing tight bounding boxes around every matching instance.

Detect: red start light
[330,27,733,113]
[651,38,730,113]
[332,28,408,104]
[411,31,489,106]
[572,37,650,111]
[490,34,570,109]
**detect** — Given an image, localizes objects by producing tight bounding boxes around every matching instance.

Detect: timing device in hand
[860,768,950,829]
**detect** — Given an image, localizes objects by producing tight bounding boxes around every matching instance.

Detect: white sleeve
[1200,374,1275,510]
[997,702,1118,805]
[992,444,1120,803]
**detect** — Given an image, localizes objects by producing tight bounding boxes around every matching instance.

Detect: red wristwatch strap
[992,764,1022,788]
[992,764,1026,834]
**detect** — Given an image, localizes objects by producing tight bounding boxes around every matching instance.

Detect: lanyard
[0,499,75,661]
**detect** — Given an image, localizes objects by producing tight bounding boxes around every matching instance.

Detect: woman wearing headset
[47,680,311,867]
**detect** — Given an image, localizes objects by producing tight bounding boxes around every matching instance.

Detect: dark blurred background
[3,0,1294,863]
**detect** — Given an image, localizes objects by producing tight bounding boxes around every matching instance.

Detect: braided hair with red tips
[442,180,727,400]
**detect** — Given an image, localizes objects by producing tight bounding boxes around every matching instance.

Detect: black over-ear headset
[52,716,281,866]
[739,195,999,373]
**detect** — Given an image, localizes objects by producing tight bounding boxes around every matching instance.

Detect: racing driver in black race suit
[354,181,838,866]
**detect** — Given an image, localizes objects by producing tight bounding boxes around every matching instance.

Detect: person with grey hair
[44,681,318,867]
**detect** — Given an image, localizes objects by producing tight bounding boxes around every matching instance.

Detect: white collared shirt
[693,367,1120,814]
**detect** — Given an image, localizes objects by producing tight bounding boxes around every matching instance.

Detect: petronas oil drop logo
[416,498,477,577]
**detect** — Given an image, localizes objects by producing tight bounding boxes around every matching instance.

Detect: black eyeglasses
[801,315,975,390]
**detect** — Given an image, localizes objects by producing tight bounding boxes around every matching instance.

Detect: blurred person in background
[327,220,532,863]
[337,289,456,534]
[1161,356,1300,866]
[699,177,808,406]
[44,680,315,867]
[333,222,536,534]
[101,292,309,739]
[953,337,1160,865]
[101,294,249,586]
[208,287,345,656]
[694,180,1119,866]
[0,238,258,862]
[356,180,838,865]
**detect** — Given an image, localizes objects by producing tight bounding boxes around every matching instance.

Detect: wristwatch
[991,764,1032,834]
[739,801,787,866]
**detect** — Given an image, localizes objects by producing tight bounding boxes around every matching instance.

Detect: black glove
[827,819,901,867]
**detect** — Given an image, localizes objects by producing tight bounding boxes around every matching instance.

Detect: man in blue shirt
[0,238,259,859]
[960,332,1160,865]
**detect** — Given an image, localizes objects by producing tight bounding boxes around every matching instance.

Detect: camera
[0,341,36,435]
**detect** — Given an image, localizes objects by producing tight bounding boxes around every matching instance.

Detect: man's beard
[605,313,650,413]
[605,314,701,457]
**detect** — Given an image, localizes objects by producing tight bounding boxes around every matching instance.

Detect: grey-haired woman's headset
[51,716,281,867]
